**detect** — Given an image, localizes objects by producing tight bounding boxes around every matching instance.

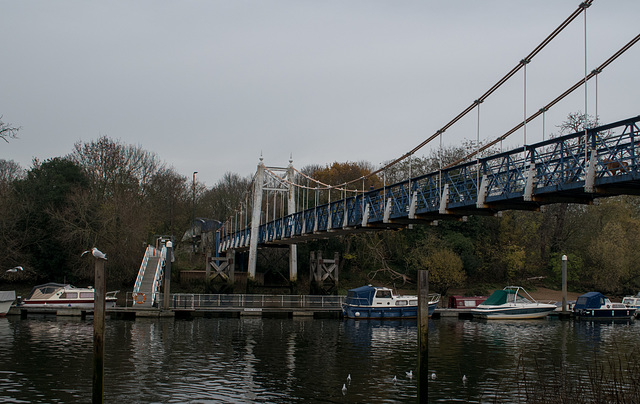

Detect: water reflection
[0,316,639,402]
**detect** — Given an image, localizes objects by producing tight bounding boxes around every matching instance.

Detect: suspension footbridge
[213,1,640,286]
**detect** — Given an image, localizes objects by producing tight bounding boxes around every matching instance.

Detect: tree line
[1,114,639,296]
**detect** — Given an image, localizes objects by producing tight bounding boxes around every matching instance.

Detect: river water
[0,315,638,403]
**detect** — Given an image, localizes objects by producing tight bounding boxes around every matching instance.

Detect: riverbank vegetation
[513,348,640,404]
[2,131,640,297]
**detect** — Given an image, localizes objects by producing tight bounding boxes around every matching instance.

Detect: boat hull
[472,305,556,320]
[343,302,437,319]
[0,300,13,317]
[21,298,117,310]
[574,308,635,320]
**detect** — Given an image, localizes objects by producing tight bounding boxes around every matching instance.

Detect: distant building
[181,218,222,253]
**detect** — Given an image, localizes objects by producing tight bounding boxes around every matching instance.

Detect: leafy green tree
[405,234,466,295]
[547,253,584,289]
[13,158,89,281]
[579,197,640,294]
[0,160,28,275]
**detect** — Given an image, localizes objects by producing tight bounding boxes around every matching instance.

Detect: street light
[192,171,198,253]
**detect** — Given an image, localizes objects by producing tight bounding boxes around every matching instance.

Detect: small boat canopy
[24,283,67,300]
[345,285,377,306]
[481,289,519,306]
[574,292,607,310]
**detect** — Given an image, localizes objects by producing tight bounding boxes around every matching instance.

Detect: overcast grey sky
[2,1,639,187]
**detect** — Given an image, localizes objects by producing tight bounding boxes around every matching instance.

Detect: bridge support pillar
[206,250,235,293]
[310,251,339,295]
[248,160,265,281]
[287,160,298,282]
[584,150,597,193]
[524,164,535,201]
[439,184,449,214]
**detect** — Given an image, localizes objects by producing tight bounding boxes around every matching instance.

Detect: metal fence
[126,292,345,310]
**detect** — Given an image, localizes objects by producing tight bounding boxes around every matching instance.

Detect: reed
[513,347,640,403]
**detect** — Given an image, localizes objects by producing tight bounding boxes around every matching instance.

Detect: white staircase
[132,245,167,307]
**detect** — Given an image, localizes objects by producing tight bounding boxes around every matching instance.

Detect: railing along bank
[125,293,345,310]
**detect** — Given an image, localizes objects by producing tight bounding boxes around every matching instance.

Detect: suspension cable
[444,32,640,169]
[291,0,594,190]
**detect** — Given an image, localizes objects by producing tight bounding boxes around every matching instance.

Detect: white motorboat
[471,286,557,320]
[622,292,640,317]
[21,283,118,309]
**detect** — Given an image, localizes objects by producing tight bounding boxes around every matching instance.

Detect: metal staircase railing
[149,246,167,306]
[133,245,155,296]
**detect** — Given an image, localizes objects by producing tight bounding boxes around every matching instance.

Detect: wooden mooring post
[417,270,429,402]
[92,257,106,403]
[162,241,173,311]
[561,254,568,317]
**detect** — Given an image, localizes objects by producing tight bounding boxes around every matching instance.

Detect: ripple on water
[2,316,640,403]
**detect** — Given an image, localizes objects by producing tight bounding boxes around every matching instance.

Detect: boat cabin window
[375,290,392,299]
[79,292,94,298]
[396,300,408,306]
[61,292,78,299]
[409,300,418,305]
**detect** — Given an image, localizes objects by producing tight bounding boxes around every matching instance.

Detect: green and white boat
[471,286,556,320]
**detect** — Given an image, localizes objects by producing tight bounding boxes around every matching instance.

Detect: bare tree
[0,116,20,143]
[200,172,252,222]
[0,159,24,184]
[556,111,599,135]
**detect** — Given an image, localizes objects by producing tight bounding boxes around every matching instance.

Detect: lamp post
[192,171,198,253]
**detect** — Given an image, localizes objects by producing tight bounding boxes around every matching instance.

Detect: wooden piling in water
[561,254,568,317]
[417,270,429,402]
[93,258,106,403]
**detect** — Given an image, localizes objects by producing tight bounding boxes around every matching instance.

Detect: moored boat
[0,291,16,317]
[21,283,118,309]
[342,285,440,319]
[573,291,634,319]
[621,292,640,317]
[471,286,557,320]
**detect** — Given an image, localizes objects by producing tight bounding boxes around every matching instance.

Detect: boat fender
[134,293,146,304]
